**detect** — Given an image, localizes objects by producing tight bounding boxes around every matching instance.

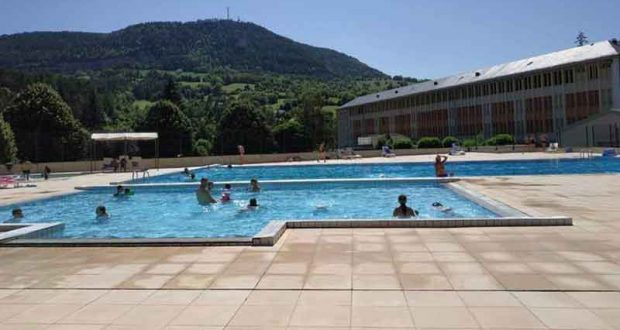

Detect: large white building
[338,39,620,147]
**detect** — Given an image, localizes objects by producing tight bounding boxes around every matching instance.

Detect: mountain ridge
[0,19,386,78]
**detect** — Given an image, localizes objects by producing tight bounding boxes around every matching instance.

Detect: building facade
[338,40,620,147]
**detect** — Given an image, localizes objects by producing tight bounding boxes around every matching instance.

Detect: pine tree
[575,31,589,47]
[0,115,18,163]
[162,78,182,105]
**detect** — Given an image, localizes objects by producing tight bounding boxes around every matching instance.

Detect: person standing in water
[249,178,261,192]
[196,178,217,205]
[237,145,245,165]
[434,155,449,177]
[392,195,418,218]
[318,142,326,163]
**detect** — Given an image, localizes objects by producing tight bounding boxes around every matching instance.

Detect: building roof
[341,40,620,109]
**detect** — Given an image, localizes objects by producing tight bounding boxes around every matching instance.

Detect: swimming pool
[142,157,620,183]
[1,181,496,239]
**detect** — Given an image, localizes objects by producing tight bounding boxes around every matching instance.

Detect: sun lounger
[546,142,559,153]
[338,148,362,160]
[0,176,21,189]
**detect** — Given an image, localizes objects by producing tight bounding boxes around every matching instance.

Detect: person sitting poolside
[432,202,453,213]
[114,185,124,197]
[392,195,418,218]
[196,178,217,205]
[4,208,24,223]
[95,205,109,219]
[248,178,261,192]
[221,184,232,202]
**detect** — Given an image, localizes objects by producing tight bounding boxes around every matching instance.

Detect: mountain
[0,19,386,78]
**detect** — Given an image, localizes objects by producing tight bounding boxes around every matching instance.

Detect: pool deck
[0,153,619,328]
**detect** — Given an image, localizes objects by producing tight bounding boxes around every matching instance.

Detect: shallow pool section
[142,157,620,183]
[1,182,496,239]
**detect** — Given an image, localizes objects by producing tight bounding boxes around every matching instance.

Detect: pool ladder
[579,149,594,159]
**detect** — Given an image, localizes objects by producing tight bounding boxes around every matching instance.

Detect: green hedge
[416,137,442,148]
[442,136,460,148]
[485,134,514,146]
[392,136,413,149]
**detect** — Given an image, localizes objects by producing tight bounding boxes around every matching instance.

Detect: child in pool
[221,184,232,202]
[432,202,453,212]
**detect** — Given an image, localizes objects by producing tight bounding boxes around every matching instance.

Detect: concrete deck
[0,154,619,328]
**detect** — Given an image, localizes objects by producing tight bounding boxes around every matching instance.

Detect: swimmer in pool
[113,185,124,197]
[196,178,217,205]
[189,173,196,181]
[4,208,24,223]
[240,198,259,212]
[124,188,134,196]
[432,202,453,212]
[95,205,109,219]
[221,184,232,202]
[183,168,190,176]
[392,195,419,218]
[248,178,261,192]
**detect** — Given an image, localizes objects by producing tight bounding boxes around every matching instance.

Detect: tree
[4,83,88,161]
[140,100,193,157]
[162,77,182,105]
[273,118,306,152]
[0,115,17,163]
[575,31,589,46]
[217,101,275,154]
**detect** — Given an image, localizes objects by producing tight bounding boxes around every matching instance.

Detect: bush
[493,134,514,146]
[0,115,17,163]
[193,139,212,156]
[462,139,477,148]
[391,136,413,149]
[442,136,460,148]
[416,137,442,149]
[485,134,514,146]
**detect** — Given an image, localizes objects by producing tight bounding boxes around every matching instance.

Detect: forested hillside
[0,20,384,78]
[0,19,423,163]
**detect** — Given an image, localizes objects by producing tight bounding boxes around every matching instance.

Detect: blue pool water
[1,182,496,238]
[142,157,620,183]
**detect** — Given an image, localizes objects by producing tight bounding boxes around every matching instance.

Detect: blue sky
[0,0,617,79]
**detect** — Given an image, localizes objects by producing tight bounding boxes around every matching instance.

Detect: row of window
[351,90,604,138]
[350,61,612,116]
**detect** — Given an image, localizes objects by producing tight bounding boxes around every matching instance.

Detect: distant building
[338,39,620,147]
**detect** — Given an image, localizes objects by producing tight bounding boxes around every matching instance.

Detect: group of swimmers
[196,177,261,211]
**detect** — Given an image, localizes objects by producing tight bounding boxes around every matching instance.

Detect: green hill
[0,19,386,79]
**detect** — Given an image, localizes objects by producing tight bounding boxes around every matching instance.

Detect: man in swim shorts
[196,178,217,205]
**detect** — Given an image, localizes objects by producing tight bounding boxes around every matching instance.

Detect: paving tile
[493,274,557,290]
[351,306,414,328]
[112,304,185,327]
[592,309,620,329]
[61,304,134,324]
[304,274,351,289]
[120,274,173,289]
[297,290,351,306]
[228,304,295,327]
[399,274,453,290]
[170,305,238,326]
[5,304,82,324]
[141,289,200,305]
[353,274,401,289]
[397,262,443,274]
[289,305,351,327]
[45,290,108,304]
[513,291,582,308]
[192,290,250,306]
[410,307,479,328]
[94,289,155,304]
[405,291,464,307]
[546,274,611,290]
[530,308,612,329]
[352,290,407,306]
[184,263,226,274]
[46,325,104,330]
[255,274,305,289]
[0,304,34,322]
[210,274,261,289]
[567,292,620,308]
[0,289,60,304]
[447,274,503,290]
[164,274,215,289]
[470,307,545,329]
[458,291,521,307]
[145,263,188,275]
[245,290,300,305]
